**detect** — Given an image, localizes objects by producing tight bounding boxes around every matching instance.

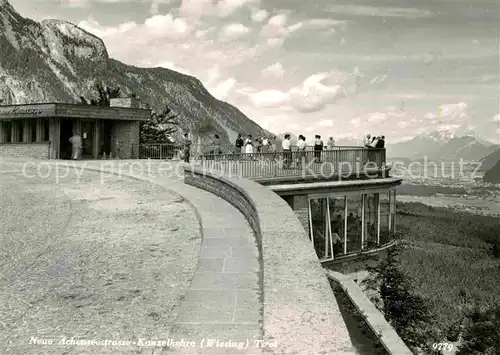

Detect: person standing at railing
[269,136,277,161]
[214,134,222,154]
[183,133,192,163]
[313,135,323,163]
[327,137,335,150]
[364,134,372,148]
[235,134,244,154]
[296,135,307,169]
[282,134,292,168]
[244,134,254,155]
[261,136,269,153]
[375,135,385,148]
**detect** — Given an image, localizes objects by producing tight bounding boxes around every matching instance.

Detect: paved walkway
[1,159,263,354]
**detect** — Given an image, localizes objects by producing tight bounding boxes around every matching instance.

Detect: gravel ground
[0,163,201,354]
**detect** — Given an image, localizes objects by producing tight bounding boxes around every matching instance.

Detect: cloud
[59,0,87,7]
[438,102,468,120]
[259,14,289,38]
[219,23,251,41]
[493,114,500,122]
[251,90,289,108]
[217,0,259,17]
[317,120,334,127]
[327,4,433,19]
[155,61,192,76]
[177,0,258,19]
[249,71,353,113]
[150,0,170,14]
[208,78,237,100]
[251,8,268,22]
[261,62,285,78]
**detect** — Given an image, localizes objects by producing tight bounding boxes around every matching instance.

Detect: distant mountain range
[386,128,498,162]
[0,0,266,145]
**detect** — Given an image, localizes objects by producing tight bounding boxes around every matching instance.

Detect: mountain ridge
[386,129,498,161]
[0,0,266,145]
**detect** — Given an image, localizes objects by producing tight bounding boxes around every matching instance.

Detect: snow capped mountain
[387,127,498,161]
[0,0,266,144]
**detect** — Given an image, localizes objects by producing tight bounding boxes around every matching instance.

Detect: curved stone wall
[184,166,356,354]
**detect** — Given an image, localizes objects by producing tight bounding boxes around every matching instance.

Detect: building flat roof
[269,177,403,195]
[0,103,151,121]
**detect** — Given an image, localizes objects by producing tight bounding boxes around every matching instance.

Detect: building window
[390,190,396,232]
[379,192,391,244]
[43,119,49,141]
[364,193,379,249]
[346,195,363,253]
[31,121,37,142]
[309,197,333,261]
[328,196,345,257]
[3,121,12,142]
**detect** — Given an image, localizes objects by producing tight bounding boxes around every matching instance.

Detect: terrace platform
[0,159,357,354]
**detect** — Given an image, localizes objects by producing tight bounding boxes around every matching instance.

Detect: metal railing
[137,143,234,160]
[199,147,386,179]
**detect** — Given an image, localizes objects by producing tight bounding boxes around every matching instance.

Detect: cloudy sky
[11,0,500,143]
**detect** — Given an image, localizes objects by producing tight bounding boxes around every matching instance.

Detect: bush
[456,305,500,355]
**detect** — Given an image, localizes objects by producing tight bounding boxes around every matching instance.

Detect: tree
[80,83,121,106]
[140,104,180,144]
[362,243,441,354]
[456,305,500,355]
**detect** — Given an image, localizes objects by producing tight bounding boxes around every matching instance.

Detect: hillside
[479,148,500,171]
[0,0,266,145]
[483,160,500,183]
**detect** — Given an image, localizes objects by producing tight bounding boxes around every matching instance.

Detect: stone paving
[0,159,263,354]
[0,158,360,354]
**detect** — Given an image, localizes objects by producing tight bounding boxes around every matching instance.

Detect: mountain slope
[483,160,500,184]
[386,131,448,159]
[0,0,266,145]
[479,148,500,171]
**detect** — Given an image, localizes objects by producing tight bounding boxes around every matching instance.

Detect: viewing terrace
[140,143,388,182]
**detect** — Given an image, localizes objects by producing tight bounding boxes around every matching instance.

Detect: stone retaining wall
[326,270,413,355]
[184,166,356,354]
[0,142,50,159]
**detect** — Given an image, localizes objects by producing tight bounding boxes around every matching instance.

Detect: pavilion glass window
[308,197,333,261]
[363,193,379,249]
[328,196,345,257]
[379,192,391,244]
[346,195,363,253]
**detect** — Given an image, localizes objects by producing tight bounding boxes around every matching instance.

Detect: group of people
[181,131,387,164]
[364,134,385,148]
[234,134,277,154]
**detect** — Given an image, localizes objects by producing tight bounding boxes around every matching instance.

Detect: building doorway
[99,120,113,157]
[81,120,95,158]
[60,119,73,159]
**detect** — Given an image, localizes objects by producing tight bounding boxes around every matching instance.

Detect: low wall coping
[184,166,356,354]
[326,270,413,355]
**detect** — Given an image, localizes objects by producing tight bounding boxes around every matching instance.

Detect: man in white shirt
[364,134,372,147]
[69,133,82,160]
[281,134,291,168]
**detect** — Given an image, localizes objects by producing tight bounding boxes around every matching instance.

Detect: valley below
[391,162,500,216]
